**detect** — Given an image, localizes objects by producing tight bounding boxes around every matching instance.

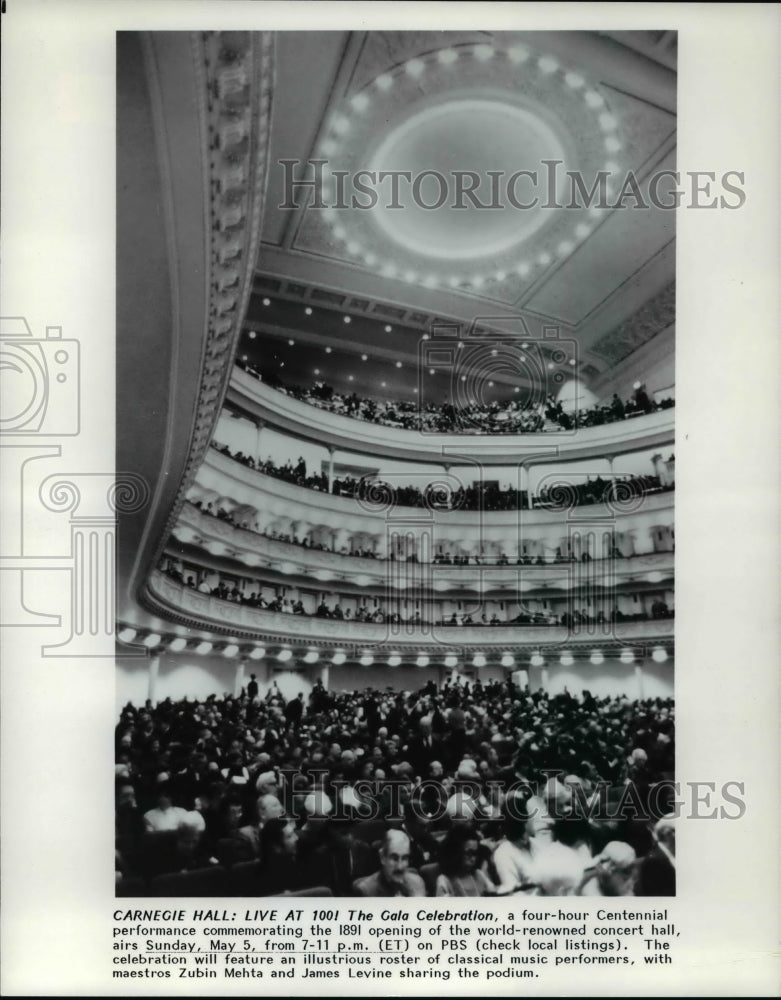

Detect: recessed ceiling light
[585,90,605,108]
[305,307,313,316]
[517,263,531,277]
[565,72,584,89]
[558,240,573,256]
[457,342,464,349]
[488,381,494,387]
[538,55,558,73]
[365,252,377,266]
[381,381,386,387]
[325,347,332,353]
[599,112,618,131]
[347,241,360,255]
[474,44,494,61]
[405,59,424,78]
[279,362,284,367]
[404,270,417,282]
[375,74,393,91]
[413,387,418,393]
[332,115,350,135]
[491,348,498,356]
[320,139,337,156]
[384,325,392,333]
[262,298,270,306]
[495,270,507,281]
[361,354,368,361]
[241,354,247,361]
[288,339,295,346]
[314,368,320,375]
[438,48,458,65]
[575,223,591,238]
[605,136,621,153]
[343,316,351,324]
[248,330,257,339]
[538,253,552,266]
[348,375,354,381]
[351,92,370,112]
[429,368,436,376]
[507,45,529,63]
[333,225,346,239]
[395,361,402,368]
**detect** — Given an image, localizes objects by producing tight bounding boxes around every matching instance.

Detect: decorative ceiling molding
[589,282,675,366]
[139,31,276,610]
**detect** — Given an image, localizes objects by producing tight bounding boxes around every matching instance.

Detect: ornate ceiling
[250,30,676,398]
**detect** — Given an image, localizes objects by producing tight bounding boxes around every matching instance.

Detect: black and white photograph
[116,29,678,900]
[1,3,779,996]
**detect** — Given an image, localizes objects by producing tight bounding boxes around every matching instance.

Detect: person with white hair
[579,840,638,896]
[354,830,426,897]
[230,793,285,862]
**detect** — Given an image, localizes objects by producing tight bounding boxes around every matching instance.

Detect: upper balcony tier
[227,366,675,466]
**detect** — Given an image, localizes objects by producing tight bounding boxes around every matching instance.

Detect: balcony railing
[196,446,676,539]
[174,501,674,590]
[147,570,675,650]
[228,367,675,465]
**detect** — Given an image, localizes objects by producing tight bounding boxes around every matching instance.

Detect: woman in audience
[435,824,496,897]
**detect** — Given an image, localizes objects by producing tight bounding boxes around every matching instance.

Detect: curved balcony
[227,366,675,465]
[144,570,674,651]
[195,446,676,549]
[173,501,674,593]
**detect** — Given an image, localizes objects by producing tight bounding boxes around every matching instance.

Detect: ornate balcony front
[144,570,674,652]
[227,366,675,465]
[173,500,674,593]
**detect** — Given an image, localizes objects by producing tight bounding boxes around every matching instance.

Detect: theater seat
[228,860,260,895]
[269,886,333,897]
[115,875,148,897]
[419,862,441,896]
[149,865,230,897]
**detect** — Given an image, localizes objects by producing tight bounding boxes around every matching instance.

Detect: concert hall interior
[116,29,676,897]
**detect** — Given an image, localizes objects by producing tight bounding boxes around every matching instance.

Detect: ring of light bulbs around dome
[313,41,623,292]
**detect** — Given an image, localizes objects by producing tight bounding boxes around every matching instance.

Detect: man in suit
[306,819,374,896]
[226,793,285,863]
[406,718,442,779]
[354,830,426,897]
